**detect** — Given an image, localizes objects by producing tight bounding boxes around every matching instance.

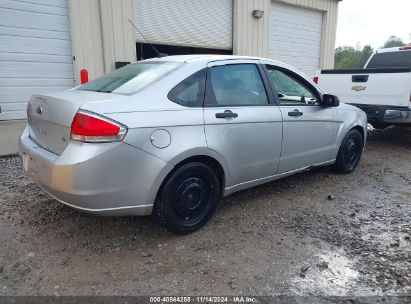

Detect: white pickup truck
[315,46,411,128]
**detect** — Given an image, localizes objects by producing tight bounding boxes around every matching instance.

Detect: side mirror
[321,94,340,107]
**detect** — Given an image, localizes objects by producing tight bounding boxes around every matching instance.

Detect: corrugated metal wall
[68,0,338,82]
[233,0,271,58]
[234,0,339,69]
[68,0,104,83]
[68,0,136,84]
[100,0,136,73]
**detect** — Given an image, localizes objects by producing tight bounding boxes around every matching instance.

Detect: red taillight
[399,46,411,50]
[313,76,319,84]
[71,111,127,142]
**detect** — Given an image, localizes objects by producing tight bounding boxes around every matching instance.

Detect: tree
[360,45,374,66]
[334,35,407,69]
[334,45,374,69]
[383,36,406,48]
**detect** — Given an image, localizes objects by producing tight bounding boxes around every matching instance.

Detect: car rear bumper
[383,109,411,124]
[349,104,411,125]
[19,126,170,216]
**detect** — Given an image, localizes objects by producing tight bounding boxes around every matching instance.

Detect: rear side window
[206,64,269,106]
[367,51,411,68]
[168,69,206,107]
[77,61,183,95]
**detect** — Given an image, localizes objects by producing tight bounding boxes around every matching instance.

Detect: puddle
[291,249,374,296]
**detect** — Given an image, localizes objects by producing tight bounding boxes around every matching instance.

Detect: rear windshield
[77,62,183,95]
[366,51,411,69]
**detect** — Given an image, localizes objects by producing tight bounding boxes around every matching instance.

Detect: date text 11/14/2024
[149,296,257,303]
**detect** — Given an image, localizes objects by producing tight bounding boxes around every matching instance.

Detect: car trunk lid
[27,90,124,155]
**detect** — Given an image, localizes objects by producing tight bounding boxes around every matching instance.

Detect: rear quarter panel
[105,108,232,202]
[112,109,207,163]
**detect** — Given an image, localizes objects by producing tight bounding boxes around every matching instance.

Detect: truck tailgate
[317,69,411,108]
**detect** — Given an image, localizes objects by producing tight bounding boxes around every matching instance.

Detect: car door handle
[352,75,369,83]
[215,110,238,119]
[288,109,303,117]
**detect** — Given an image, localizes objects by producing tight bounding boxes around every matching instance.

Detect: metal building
[0,0,340,120]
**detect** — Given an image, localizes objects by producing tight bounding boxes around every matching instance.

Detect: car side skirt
[223,159,335,197]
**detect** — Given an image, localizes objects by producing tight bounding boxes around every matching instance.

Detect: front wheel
[334,129,364,174]
[154,162,220,234]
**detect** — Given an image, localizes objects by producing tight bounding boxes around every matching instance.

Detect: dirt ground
[0,127,410,297]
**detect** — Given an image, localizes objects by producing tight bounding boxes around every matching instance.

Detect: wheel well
[162,156,226,196]
[352,125,365,144]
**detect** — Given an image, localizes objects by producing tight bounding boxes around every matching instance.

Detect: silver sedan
[19,55,367,234]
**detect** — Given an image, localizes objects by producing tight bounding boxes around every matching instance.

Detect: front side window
[168,69,206,107]
[77,62,183,95]
[207,64,269,106]
[266,66,319,105]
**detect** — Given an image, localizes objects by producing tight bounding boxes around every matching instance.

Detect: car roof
[142,54,294,71]
[140,54,312,82]
[144,54,274,63]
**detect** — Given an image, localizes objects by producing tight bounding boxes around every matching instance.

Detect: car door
[203,60,283,187]
[264,64,338,174]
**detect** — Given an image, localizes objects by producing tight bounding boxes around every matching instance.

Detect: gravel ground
[0,128,410,296]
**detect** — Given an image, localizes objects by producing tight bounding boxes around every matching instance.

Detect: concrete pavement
[0,120,27,156]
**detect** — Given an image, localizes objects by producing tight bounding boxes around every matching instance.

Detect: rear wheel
[334,129,363,174]
[154,162,220,234]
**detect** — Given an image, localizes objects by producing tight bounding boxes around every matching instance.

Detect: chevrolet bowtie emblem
[352,85,366,92]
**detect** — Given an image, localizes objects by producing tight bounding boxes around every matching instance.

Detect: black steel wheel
[334,129,363,174]
[154,162,220,234]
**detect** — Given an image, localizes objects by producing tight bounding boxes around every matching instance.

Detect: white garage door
[134,0,233,50]
[0,0,74,120]
[268,1,323,78]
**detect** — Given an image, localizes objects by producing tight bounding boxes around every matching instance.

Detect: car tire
[154,162,220,234]
[334,129,363,174]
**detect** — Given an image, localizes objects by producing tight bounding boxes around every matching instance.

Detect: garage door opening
[136,43,232,61]
[133,0,233,61]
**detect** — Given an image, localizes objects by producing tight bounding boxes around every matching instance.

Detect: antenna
[128,19,167,58]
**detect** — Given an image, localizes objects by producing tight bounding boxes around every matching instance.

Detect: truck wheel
[334,129,363,174]
[154,162,220,234]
